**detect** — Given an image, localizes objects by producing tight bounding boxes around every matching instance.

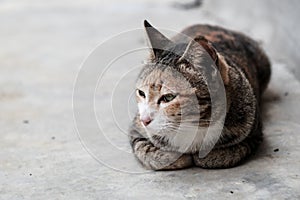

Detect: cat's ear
[179,36,229,85]
[144,20,173,59]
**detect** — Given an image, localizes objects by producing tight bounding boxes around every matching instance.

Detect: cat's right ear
[178,36,230,85]
[144,20,173,59]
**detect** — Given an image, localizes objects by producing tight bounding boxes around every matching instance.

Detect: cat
[128,20,271,170]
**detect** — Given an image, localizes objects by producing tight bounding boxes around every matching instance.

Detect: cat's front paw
[157,153,193,170]
[134,140,193,170]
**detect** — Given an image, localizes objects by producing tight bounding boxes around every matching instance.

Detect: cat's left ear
[179,36,230,85]
[144,20,173,59]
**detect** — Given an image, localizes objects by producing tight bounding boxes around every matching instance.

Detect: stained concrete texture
[1,0,300,199]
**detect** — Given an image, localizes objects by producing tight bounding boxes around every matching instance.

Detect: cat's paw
[155,153,193,171]
[134,141,193,170]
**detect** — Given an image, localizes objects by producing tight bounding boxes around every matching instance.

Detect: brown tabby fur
[129,20,271,170]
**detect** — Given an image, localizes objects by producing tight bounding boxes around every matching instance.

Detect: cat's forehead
[137,65,192,92]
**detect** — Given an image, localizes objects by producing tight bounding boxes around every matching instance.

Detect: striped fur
[129,21,271,170]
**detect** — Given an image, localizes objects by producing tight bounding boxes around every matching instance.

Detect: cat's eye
[137,89,146,98]
[158,93,177,104]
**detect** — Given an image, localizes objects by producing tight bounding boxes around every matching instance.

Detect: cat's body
[129,21,271,170]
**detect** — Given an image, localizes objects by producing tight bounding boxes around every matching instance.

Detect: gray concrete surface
[1,0,300,199]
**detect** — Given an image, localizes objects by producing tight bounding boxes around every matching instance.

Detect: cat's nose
[141,116,152,126]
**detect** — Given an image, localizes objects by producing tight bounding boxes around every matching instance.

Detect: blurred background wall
[204,0,300,80]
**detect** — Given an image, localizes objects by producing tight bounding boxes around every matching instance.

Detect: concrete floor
[1,0,300,199]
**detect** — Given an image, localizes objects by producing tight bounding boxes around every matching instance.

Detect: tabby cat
[129,20,271,170]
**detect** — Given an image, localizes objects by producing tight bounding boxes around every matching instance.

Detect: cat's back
[174,24,262,58]
[173,24,271,95]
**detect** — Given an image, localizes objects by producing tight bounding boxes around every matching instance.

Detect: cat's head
[135,20,229,153]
